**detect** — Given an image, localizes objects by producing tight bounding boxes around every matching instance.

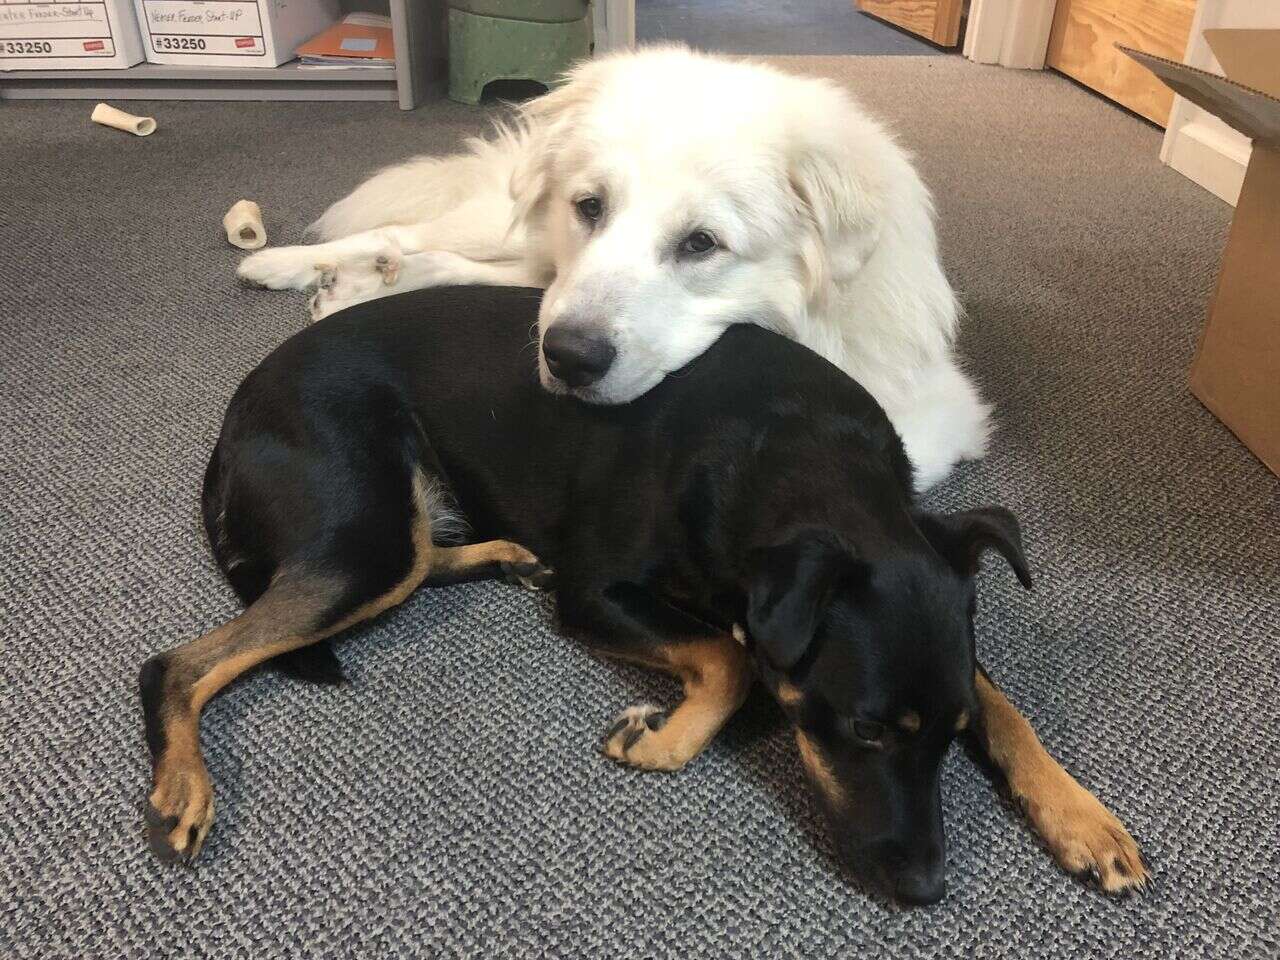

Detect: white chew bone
[223,200,267,250]
[90,103,156,137]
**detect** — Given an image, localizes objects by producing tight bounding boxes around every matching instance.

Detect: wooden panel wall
[1048,0,1196,126]
[856,0,965,47]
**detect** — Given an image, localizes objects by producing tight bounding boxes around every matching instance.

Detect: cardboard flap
[1204,29,1280,100]
[1120,45,1280,148]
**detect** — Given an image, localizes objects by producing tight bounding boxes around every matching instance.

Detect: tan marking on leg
[147,617,323,862]
[146,714,215,859]
[796,730,845,809]
[147,485,444,863]
[429,539,538,577]
[411,468,548,587]
[899,711,922,733]
[147,470,549,862]
[603,636,751,771]
[975,671,1148,893]
[146,576,345,861]
[776,681,804,708]
[954,709,970,732]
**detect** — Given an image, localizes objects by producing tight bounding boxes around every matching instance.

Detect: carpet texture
[2,56,1278,958]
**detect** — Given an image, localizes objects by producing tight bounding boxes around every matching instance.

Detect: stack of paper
[296,12,394,68]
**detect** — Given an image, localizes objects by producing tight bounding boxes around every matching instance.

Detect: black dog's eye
[576,196,603,223]
[852,720,885,745]
[680,230,717,256]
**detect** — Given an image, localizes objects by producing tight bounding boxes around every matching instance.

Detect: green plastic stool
[448,1,592,105]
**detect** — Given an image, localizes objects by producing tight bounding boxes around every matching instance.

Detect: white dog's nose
[542,325,617,388]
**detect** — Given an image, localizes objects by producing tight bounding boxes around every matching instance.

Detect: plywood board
[1048,0,1196,126]
[856,0,964,47]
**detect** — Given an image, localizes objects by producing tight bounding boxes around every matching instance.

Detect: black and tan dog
[141,286,1147,903]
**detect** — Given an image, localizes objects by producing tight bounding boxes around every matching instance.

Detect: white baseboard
[1154,0,1280,207]
[1161,118,1250,206]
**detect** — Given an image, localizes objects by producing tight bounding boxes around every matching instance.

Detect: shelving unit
[0,0,442,109]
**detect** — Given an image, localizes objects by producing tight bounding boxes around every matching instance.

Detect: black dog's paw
[145,803,191,865]
[501,559,555,591]
[144,768,214,865]
[1018,775,1151,895]
[602,704,683,770]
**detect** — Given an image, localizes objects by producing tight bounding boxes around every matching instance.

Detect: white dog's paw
[307,252,403,321]
[325,233,403,280]
[306,266,340,319]
[238,231,403,293]
[237,246,327,291]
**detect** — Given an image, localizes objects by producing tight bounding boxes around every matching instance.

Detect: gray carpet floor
[3,56,1278,958]
[636,0,940,55]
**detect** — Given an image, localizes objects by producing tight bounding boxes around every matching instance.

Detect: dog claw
[144,803,176,834]
[605,717,630,740]
[145,803,192,865]
[601,703,673,768]
[501,559,555,591]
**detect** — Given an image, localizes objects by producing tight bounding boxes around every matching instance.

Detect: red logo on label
[234,37,256,49]
[83,40,105,52]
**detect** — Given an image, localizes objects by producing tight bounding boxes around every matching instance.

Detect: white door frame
[964,0,1055,68]
[594,0,636,53]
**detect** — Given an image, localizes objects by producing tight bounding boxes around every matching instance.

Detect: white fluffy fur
[238,46,990,489]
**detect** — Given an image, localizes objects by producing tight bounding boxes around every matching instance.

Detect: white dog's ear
[788,116,893,306]
[509,69,601,231]
[507,132,550,234]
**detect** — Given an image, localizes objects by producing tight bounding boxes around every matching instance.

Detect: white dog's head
[510,46,908,404]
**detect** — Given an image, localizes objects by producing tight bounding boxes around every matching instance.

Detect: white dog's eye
[680,230,717,256]
[575,196,603,224]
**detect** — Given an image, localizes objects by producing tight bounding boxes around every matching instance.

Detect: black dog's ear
[746,532,851,671]
[917,506,1033,589]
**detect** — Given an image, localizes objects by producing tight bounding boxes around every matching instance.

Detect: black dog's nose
[893,865,946,906]
[542,325,616,388]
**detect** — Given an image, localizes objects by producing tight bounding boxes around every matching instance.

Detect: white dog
[238,45,990,489]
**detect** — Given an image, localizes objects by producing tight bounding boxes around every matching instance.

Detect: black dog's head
[745,507,1032,905]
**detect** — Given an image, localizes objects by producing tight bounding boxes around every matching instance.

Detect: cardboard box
[132,0,339,67]
[1124,31,1280,476]
[0,1,145,70]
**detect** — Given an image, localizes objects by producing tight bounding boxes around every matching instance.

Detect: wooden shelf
[2,61,396,83]
[0,59,397,102]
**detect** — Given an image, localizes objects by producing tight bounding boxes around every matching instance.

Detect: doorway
[634,0,943,55]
